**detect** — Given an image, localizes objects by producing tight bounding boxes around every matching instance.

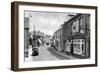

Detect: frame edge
[11,1,98,71]
[11,2,19,71]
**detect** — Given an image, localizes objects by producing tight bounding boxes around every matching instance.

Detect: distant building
[53,28,63,51]
[62,14,90,58]
[32,29,52,46]
[32,30,43,47]
[44,35,52,45]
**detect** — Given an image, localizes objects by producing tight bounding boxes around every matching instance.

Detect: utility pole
[33,25,36,35]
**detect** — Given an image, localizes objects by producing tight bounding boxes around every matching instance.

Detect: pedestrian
[38,39,42,47]
[70,43,73,55]
[37,39,40,47]
[29,36,32,46]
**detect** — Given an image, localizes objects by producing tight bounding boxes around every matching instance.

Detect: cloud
[25,11,70,35]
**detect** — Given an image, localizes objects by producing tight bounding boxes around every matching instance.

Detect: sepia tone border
[11,1,98,71]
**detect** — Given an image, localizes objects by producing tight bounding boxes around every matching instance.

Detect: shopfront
[65,33,87,58]
[65,39,85,57]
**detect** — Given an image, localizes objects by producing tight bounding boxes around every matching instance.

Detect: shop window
[74,44,80,52]
[80,30,84,33]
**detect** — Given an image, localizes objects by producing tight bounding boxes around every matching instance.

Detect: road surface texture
[25,45,68,62]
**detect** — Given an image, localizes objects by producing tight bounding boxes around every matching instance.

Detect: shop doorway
[70,41,74,55]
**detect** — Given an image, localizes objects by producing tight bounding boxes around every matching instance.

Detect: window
[72,20,79,34]
[79,18,85,33]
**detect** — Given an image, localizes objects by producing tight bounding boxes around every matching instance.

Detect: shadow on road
[47,47,69,60]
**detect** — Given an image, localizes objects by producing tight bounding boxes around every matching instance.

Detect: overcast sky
[25,11,75,36]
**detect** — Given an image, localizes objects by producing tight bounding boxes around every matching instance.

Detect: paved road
[25,45,60,62]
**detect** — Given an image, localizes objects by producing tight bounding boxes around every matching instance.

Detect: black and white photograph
[24,11,90,62]
[11,1,97,71]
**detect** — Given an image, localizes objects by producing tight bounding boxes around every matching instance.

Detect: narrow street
[25,45,64,62]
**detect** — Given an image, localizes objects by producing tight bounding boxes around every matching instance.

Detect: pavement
[48,47,79,60]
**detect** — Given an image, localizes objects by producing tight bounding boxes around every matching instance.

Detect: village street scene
[24,11,90,62]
